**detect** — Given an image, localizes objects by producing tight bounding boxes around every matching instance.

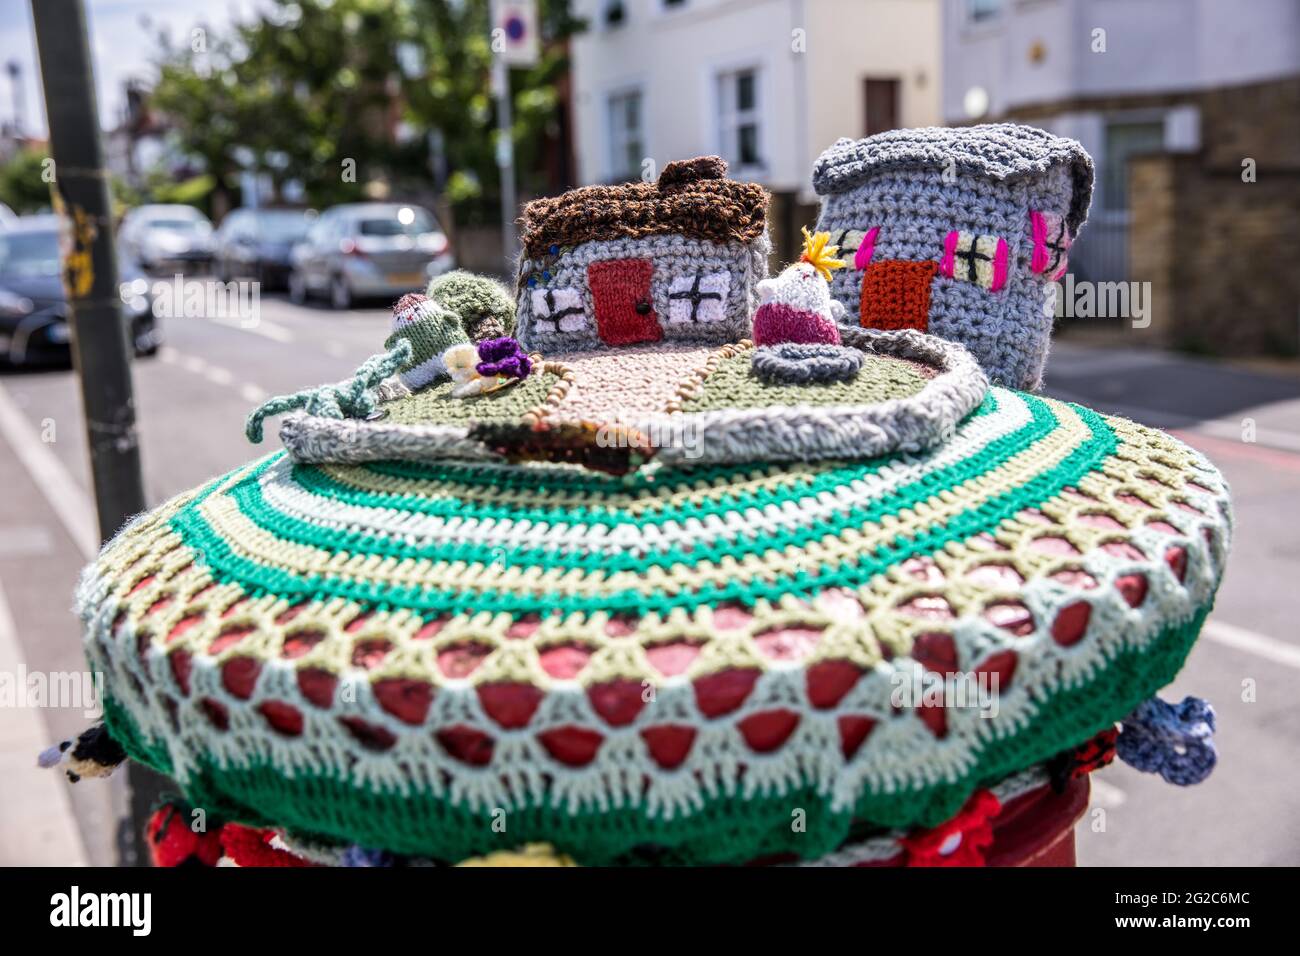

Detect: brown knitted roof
[520,156,769,258]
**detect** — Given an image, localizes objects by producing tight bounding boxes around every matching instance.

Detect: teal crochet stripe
[223,400,1044,574]
[304,392,1000,529]
[164,396,1116,616]
[101,603,1211,865]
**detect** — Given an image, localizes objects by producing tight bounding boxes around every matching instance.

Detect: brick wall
[1128,77,1300,356]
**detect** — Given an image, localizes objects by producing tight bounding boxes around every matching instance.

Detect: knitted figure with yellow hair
[751,227,848,347]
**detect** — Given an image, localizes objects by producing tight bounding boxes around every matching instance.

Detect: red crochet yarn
[146,804,223,868]
[219,823,317,867]
[859,259,938,332]
[899,789,1001,867]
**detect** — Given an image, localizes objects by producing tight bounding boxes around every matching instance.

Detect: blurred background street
[1,0,1298,866]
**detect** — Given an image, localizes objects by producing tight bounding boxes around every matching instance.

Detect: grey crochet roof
[812,124,1095,236]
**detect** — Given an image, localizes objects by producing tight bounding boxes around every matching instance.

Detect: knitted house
[514,156,769,352]
[812,124,1094,390]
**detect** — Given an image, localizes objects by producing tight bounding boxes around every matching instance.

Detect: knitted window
[1029,211,1071,280]
[940,231,1009,292]
[665,271,730,326]
[531,287,587,335]
[829,227,878,270]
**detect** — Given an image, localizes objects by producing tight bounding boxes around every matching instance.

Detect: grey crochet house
[514,157,770,352]
[812,124,1094,390]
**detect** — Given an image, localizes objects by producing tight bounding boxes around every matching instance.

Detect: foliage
[0,146,54,214]
[147,0,585,223]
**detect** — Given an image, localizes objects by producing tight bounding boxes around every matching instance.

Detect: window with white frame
[967,0,1002,23]
[607,89,644,182]
[717,68,763,172]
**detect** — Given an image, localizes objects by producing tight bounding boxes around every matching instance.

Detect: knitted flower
[898,789,1001,867]
[476,336,532,380]
[1117,696,1217,786]
[146,803,224,868]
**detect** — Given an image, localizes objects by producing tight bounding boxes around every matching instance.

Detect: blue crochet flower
[1116,696,1217,786]
[340,845,393,867]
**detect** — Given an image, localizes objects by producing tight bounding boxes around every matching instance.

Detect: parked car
[213,207,314,288]
[119,203,214,273]
[0,215,160,367]
[288,203,454,309]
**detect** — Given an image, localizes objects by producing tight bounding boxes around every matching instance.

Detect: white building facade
[570,0,942,207]
[942,0,1300,280]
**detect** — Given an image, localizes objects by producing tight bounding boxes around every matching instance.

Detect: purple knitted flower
[476,336,532,380]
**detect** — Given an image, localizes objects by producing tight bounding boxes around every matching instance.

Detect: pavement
[1,294,1298,866]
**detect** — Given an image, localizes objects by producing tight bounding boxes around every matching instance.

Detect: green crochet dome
[426,270,517,341]
[79,385,1230,865]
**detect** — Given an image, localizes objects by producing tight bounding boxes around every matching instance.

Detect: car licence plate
[387,272,424,287]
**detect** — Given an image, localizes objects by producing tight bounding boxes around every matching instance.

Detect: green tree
[148,0,584,222]
[0,146,55,214]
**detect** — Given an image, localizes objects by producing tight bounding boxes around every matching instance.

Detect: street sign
[492,0,539,68]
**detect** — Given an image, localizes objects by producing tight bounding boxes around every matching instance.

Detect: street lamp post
[30,0,158,867]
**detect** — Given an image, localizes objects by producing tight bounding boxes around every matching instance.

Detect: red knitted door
[587,258,662,345]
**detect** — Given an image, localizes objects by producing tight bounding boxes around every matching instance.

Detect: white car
[119,204,215,273]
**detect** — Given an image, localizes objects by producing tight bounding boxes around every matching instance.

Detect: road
[1,294,1298,865]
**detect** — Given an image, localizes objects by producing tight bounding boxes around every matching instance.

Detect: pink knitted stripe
[751,302,841,347]
[854,226,880,270]
[991,238,1010,292]
[1029,211,1050,274]
[940,231,959,278]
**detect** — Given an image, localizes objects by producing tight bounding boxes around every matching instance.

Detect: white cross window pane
[717,68,763,172]
[608,90,644,181]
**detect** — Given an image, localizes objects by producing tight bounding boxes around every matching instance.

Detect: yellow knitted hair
[799,227,846,282]
[455,843,578,867]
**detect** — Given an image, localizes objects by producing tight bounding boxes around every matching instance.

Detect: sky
[0,0,263,136]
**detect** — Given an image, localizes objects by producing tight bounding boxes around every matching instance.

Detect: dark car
[0,215,161,367]
[213,207,314,289]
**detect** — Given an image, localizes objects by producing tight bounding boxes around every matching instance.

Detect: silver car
[119,203,215,273]
[288,203,454,309]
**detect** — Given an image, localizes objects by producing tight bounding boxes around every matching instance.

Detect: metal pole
[30,0,159,867]
[493,56,517,275]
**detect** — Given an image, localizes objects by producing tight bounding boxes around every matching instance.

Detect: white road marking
[1203,619,1300,670]
[0,525,55,559]
[0,579,90,865]
[159,346,271,410]
[207,312,295,343]
[1089,777,1127,808]
[204,364,234,386]
[0,383,99,559]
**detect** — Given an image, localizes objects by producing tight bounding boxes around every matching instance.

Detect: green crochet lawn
[382,369,563,425]
[102,604,1209,866]
[680,351,930,413]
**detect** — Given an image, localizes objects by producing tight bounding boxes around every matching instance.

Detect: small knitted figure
[427,270,517,342]
[751,228,848,347]
[38,723,126,782]
[384,293,471,390]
